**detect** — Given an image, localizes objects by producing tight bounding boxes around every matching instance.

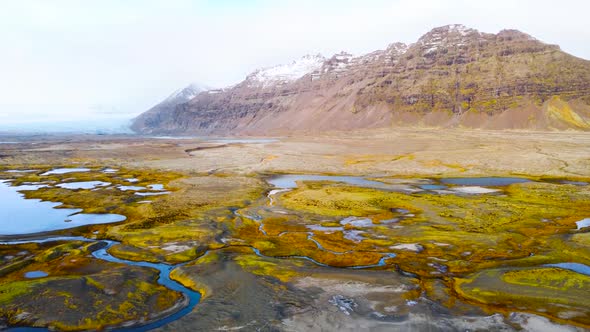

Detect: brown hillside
[132,25,590,135]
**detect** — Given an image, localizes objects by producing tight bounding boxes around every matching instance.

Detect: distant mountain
[130,83,211,133]
[132,25,590,135]
[246,54,325,88]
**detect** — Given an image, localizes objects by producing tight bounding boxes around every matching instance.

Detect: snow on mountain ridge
[417,24,480,56]
[248,54,326,87]
[166,82,211,103]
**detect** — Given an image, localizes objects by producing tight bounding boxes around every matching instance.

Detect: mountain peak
[496,29,536,41]
[419,24,478,40]
[414,24,482,56]
[166,82,211,103]
[247,54,326,87]
[386,42,409,55]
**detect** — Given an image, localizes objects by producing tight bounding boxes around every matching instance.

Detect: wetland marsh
[1,130,590,331]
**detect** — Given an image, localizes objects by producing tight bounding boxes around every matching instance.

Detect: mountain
[246,54,326,88]
[130,83,211,133]
[132,25,590,135]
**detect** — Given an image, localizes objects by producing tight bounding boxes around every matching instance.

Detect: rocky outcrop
[132,25,590,135]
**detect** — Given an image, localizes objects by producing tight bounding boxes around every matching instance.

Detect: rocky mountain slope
[131,83,210,133]
[132,25,590,135]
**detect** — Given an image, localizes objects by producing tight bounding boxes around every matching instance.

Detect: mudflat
[3,128,589,177]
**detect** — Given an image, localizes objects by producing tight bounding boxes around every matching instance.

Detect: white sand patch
[390,243,424,252]
[451,186,500,194]
[267,188,291,206]
[160,243,194,253]
[509,312,582,332]
[295,277,410,296]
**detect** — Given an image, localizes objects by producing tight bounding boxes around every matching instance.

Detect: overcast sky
[0,0,589,130]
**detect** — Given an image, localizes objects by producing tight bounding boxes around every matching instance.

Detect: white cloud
[0,0,588,130]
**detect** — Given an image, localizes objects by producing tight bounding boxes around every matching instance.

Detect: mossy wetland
[0,163,589,330]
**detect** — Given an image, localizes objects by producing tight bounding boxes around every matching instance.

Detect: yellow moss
[546,96,590,129]
[193,251,219,265]
[0,279,47,305]
[260,216,307,236]
[502,268,590,290]
[84,276,105,291]
[169,267,209,298]
[107,244,162,263]
[234,254,300,282]
[281,183,418,217]
[573,233,590,246]
[275,180,590,276]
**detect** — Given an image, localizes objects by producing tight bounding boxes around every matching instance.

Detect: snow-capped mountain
[130,82,210,133]
[132,24,590,135]
[247,54,326,88]
[165,83,211,104]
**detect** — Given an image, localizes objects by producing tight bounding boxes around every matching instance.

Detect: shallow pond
[441,177,531,186]
[545,263,590,276]
[0,180,126,235]
[24,271,48,279]
[41,168,91,176]
[420,184,447,190]
[268,174,535,193]
[268,174,398,190]
[135,192,171,196]
[4,170,37,173]
[148,184,165,191]
[56,181,110,190]
[118,185,146,191]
